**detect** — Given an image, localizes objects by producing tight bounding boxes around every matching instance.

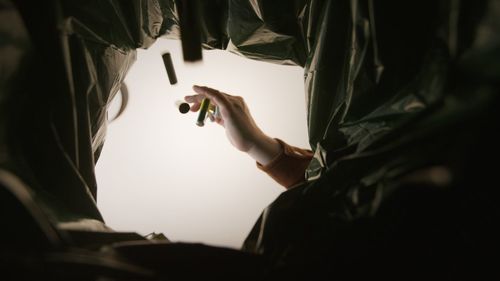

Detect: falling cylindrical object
[175,0,202,62]
[162,52,178,85]
[196,98,210,127]
[175,100,190,114]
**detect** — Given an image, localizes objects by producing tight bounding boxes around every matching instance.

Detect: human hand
[185,85,282,165]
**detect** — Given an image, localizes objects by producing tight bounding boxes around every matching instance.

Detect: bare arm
[185,85,282,165]
[185,85,313,188]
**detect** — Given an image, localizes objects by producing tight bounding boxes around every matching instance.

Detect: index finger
[184,94,204,103]
[192,85,229,108]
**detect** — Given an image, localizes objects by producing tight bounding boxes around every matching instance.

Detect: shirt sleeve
[256,139,313,189]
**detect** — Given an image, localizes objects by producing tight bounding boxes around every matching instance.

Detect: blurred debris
[144,232,170,242]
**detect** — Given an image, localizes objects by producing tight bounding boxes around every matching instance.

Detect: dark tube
[175,0,202,62]
[162,52,178,85]
[175,100,190,114]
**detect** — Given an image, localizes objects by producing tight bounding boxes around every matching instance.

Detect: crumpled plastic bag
[1,0,499,278]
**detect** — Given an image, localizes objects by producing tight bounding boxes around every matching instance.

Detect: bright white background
[95,39,309,249]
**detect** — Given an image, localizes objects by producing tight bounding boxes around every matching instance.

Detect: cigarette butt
[175,100,190,114]
[196,98,210,127]
[162,52,178,85]
[213,105,220,119]
[207,104,220,119]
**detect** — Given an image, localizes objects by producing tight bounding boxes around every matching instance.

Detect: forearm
[186,85,312,188]
[247,133,282,166]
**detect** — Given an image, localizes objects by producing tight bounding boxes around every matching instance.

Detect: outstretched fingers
[192,85,229,108]
[185,85,230,127]
[184,94,202,112]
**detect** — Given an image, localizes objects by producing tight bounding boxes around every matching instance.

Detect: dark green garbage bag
[1,0,499,280]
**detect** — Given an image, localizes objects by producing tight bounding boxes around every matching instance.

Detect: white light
[95,39,309,249]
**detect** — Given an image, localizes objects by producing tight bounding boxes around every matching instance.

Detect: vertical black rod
[176,0,203,62]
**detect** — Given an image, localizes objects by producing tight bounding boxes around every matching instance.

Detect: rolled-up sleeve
[256,139,313,189]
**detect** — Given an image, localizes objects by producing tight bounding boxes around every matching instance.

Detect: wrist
[248,133,282,166]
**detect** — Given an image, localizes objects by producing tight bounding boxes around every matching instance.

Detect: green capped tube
[196,98,210,127]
